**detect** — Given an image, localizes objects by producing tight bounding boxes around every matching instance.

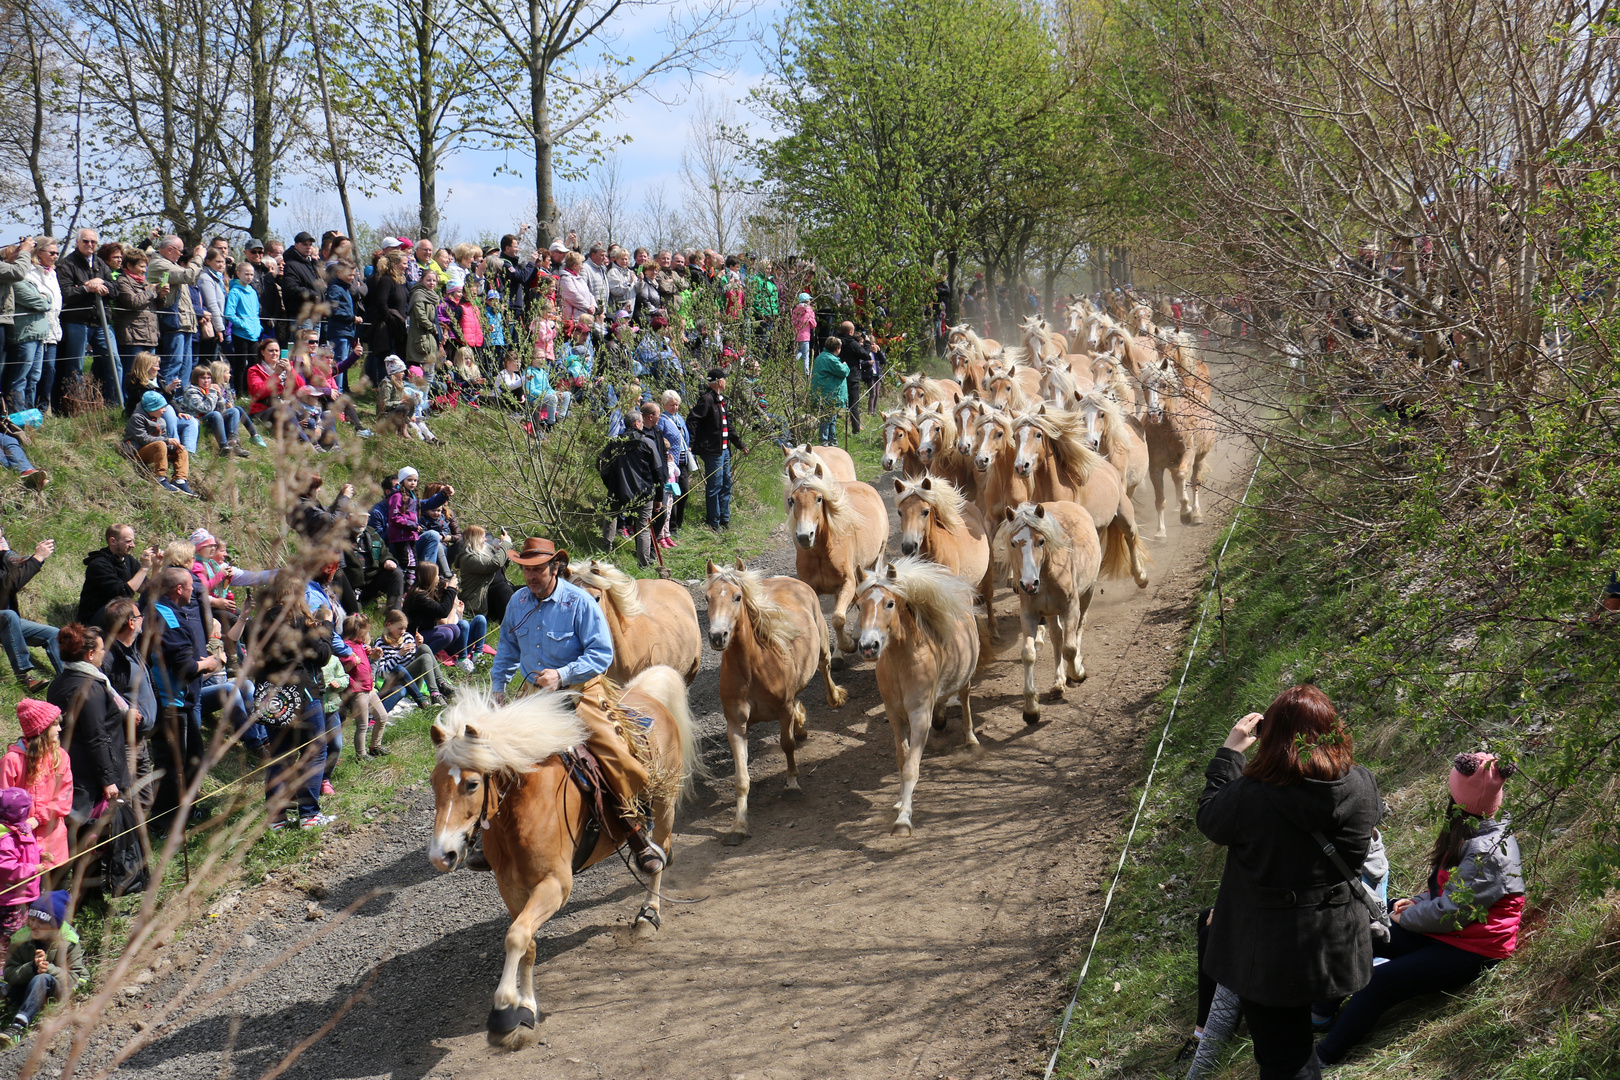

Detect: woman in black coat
[1197,685,1382,1080]
[245,577,334,828]
[47,623,131,832]
[365,258,410,389]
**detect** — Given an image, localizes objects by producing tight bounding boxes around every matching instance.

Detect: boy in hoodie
[123,390,198,497]
[0,889,81,1048]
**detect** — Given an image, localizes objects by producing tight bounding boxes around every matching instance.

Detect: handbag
[252,680,308,727]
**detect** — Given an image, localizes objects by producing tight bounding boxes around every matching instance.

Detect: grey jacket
[1398,816,1523,934]
[146,250,205,332]
[1198,747,1383,1006]
[0,247,33,326]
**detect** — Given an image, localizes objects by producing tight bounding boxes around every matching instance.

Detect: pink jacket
[0,745,72,872]
[792,302,816,342]
[558,270,595,322]
[458,301,484,349]
[530,317,557,362]
[0,820,40,908]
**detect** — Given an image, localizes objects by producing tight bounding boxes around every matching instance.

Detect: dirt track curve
[49,347,1255,1080]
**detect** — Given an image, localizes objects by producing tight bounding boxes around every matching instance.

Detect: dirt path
[66,352,1255,1080]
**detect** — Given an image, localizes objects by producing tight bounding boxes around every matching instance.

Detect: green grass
[1047,456,1620,1080]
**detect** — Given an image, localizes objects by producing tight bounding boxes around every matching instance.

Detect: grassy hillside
[1047,454,1620,1079]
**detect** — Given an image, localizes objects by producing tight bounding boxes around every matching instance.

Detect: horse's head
[953,395,981,457]
[704,559,748,651]
[784,444,818,484]
[1012,412,1047,478]
[853,560,900,661]
[972,412,1008,473]
[428,725,487,873]
[786,469,829,549]
[915,406,945,464]
[879,412,915,472]
[1140,356,1176,418]
[985,369,1014,410]
[1003,505,1050,596]
[1079,394,1103,450]
[894,478,931,557]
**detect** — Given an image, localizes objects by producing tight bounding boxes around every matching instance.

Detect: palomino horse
[786,465,890,664]
[993,502,1102,724]
[894,474,994,640]
[898,372,963,410]
[705,560,847,844]
[913,402,977,498]
[1102,325,1154,384]
[428,668,698,1045]
[946,323,1000,361]
[1038,364,1088,410]
[1138,337,1217,539]
[879,407,925,476]
[784,442,857,483]
[970,408,1034,537]
[1078,311,1117,352]
[1090,348,1138,414]
[1011,406,1151,588]
[951,392,991,461]
[1019,315,1069,364]
[983,364,1042,412]
[565,558,702,684]
[1077,387,1149,499]
[853,557,980,837]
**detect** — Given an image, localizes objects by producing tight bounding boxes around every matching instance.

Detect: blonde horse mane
[788,471,867,537]
[706,563,799,653]
[991,502,1073,576]
[432,688,587,778]
[858,555,973,646]
[567,558,647,619]
[894,474,967,532]
[1021,317,1066,360]
[1018,407,1109,483]
[1080,387,1130,449]
[900,373,953,406]
[986,364,1033,410]
[1040,364,1080,408]
[914,402,958,452]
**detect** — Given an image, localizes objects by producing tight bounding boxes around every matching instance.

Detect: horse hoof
[931,714,948,732]
[1045,686,1066,702]
[633,918,659,942]
[1022,711,1042,725]
[891,822,913,837]
[1179,511,1194,525]
[829,655,846,672]
[1066,673,1087,686]
[722,830,748,847]
[793,727,810,746]
[827,685,849,708]
[487,1004,535,1040]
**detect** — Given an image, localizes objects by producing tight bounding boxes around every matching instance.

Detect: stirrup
[633,838,667,875]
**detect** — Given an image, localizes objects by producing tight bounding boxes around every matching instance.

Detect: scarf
[64,661,130,714]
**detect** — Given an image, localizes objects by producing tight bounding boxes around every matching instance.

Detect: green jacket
[406,281,440,370]
[6,923,84,992]
[811,350,850,406]
[749,274,779,318]
[456,538,513,618]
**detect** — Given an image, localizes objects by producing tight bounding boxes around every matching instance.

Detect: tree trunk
[248,0,273,240]
[416,0,439,243]
[530,4,555,248]
[945,248,959,325]
[305,0,354,241]
[983,260,996,338]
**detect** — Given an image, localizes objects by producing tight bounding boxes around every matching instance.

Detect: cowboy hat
[510,536,568,567]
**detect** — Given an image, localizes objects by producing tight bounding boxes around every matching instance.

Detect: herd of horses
[425,298,1220,1046]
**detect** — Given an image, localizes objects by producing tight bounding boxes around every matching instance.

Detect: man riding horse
[483,536,668,875]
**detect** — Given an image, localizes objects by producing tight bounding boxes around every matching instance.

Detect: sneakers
[19,673,49,694]
[619,527,632,538]
[480,644,497,655]
[300,813,336,829]
[270,817,295,831]
[320,779,336,796]
[356,428,373,439]
[19,468,48,490]
[429,693,447,707]
[169,479,200,498]
[229,441,251,458]
[366,744,390,757]
[159,478,182,495]
[458,657,476,674]
[0,1022,26,1048]
[251,434,268,447]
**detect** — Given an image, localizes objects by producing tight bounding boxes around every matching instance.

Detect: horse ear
[1004,506,1017,522]
[953,391,961,404]
[921,476,933,491]
[1035,504,1048,519]
[893,478,905,495]
[1038,402,1047,415]
[706,559,720,577]
[430,724,446,746]
[733,557,747,572]
[464,724,482,741]
[813,461,825,478]
[886,562,899,581]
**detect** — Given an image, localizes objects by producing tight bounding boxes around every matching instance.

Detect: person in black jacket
[55,228,122,406]
[280,233,324,330]
[77,524,160,626]
[686,368,749,529]
[145,568,224,825]
[100,598,157,815]
[1197,685,1382,1080]
[596,404,666,567]
[244,576,333,829]
[45,623,130,841]
[365,256,409,393]
[0,530,61,694]
[836,320,870,432]
[242,240,282,341]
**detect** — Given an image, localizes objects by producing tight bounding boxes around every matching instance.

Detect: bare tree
[638,183,684,252]
[590,152,630,246]
[0,0,73,233]
[679,90,753,253]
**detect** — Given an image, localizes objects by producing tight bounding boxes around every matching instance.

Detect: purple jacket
[385,489,448,544]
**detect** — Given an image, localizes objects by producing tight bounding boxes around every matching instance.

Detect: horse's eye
[817,496,823,503]
[921,508,929,516]
[464,776,480,791]
[1036,538,1045,546]
[735,595,742,604]
[886,600,895,608]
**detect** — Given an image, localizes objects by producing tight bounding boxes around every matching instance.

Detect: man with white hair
[55,227,121,406]
[146,234,208,388]
[581,242,610,310]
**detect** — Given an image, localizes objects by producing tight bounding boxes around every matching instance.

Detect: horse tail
[623,665,705,802]
[1099,519,1134,581]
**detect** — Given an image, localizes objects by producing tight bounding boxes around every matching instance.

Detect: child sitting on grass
[0,890,80,1049]
[341,614,389,757]
[373,609,447,714]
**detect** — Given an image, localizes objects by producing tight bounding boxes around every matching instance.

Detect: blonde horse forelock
[858,555,973,646]
[915,403,957,449]
[789,472,865,537]
[1020,409,1108,482]
[432,688,587,778]
[991,502,1074,575]
[569,558,647,618]
[709,565,798,652]
[896,474,967,532]
[1082,388,1129,447]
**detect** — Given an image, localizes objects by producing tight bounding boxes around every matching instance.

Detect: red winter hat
[17,698,62,738]
[1449,752,1515,818]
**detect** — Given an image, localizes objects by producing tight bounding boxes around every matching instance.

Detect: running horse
[786,464,890,665]
[564,557,702,683]
[894,474,995,639]
[1138,331,1218,539]
[853,556,980,836]
[428,669,698,1046]
[879,407,926,476]
[705,560,847,844]
[898,372,963,410]
[783,442,858,483]
[993,502,1102,724]
[914,401,977,498]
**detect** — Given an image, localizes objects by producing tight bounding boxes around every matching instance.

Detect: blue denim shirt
[490,577,612,691]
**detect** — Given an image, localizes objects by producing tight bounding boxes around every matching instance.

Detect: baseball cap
[294,231,315,245]
[380,237,403,250]
[549,240,569,254]
[246,238,266,252]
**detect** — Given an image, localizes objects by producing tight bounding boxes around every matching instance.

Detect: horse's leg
[780,701,803,796]
[959,679,978,748]
[1114,491,1151,588]
[490,873,567,1047]
[831,578,859,658]
[1045,612,1068,701]
[634,794,675,941]
[723,712,752,846]
[819,619,849,707]
[1062,588,1091,684]
[978,567,1000,645]
[1149,460,1169,541]
[890,707,928,837]
[1174,443,1196,525]
[1189,443,1211,525]
[1020,608,1042,724]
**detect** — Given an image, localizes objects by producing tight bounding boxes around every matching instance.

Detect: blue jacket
[490,579,613,692]
[657,413,691,467]
[149,598,207,708]
[224,281,261,342]
[325,280,357,341]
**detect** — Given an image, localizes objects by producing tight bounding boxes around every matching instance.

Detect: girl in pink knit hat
[0,701,70,891]
[1317,752,1524,1065]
